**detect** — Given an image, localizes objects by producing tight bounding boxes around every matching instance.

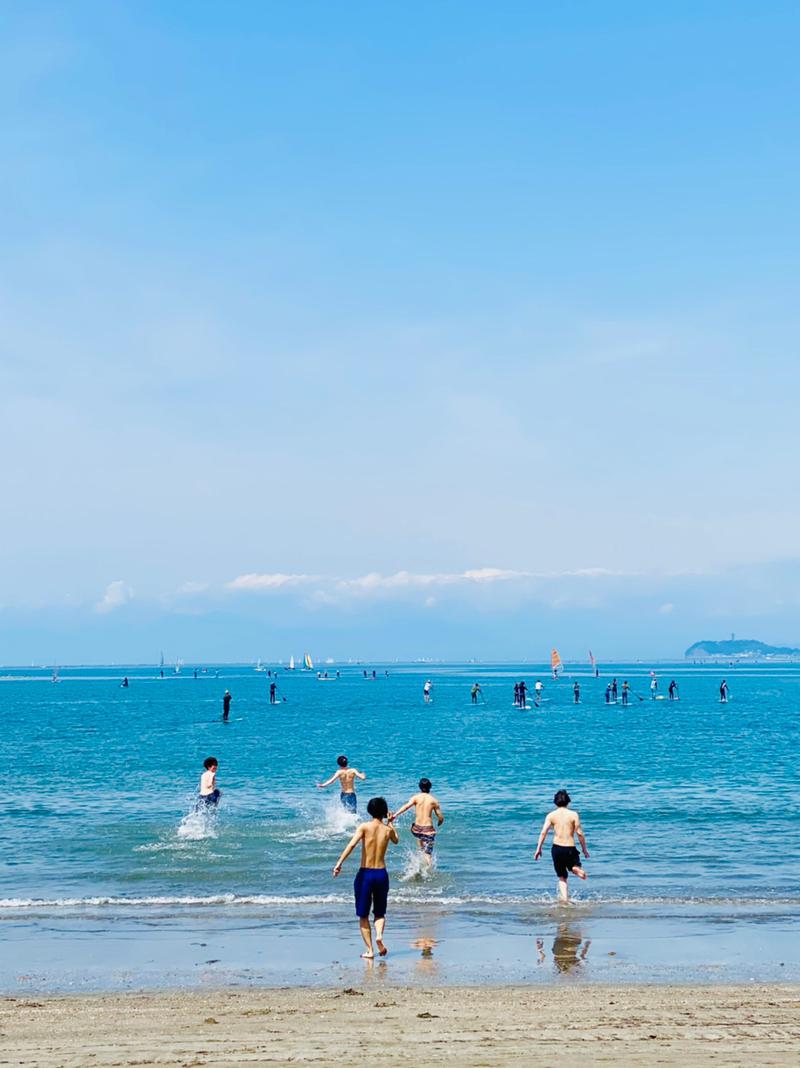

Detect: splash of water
[399,845,438,883]
[176,803,219,841]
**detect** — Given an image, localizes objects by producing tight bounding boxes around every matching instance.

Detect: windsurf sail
[304,652,314,670]
[551,649,563,677]
[289,655,295,670]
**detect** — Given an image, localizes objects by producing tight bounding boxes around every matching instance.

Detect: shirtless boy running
[534,789,589,902]
[197,756,221,808]
[333,797,399,959]
[390,778,444,865]
[316,755,366,813]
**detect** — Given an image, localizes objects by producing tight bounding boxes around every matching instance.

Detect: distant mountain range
[685,639,800,659]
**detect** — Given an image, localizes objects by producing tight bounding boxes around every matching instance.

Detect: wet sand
[2,984,798,1066]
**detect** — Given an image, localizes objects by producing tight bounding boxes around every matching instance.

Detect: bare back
[411,793,440,827]
[359,820,394,868]
[338,768,358,793]
[549,807,580,846]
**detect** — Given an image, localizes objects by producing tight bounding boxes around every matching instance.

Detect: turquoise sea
[3,662,799,990]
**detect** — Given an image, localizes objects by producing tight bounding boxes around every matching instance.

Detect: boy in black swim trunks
[534,789,589,903]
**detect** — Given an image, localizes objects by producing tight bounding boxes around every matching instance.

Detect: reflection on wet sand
[537,922,591,975]
[411,921,440,976]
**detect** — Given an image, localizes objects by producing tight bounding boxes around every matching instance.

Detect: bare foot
[572,867,588,880]
[377,940,388,957]
[360,951,374,959]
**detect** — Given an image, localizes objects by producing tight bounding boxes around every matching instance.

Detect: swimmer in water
[317,755,366,813]
[534,789,589,903]
[333,796,398,959]
[390,778,444,866]
[198,756,221,808]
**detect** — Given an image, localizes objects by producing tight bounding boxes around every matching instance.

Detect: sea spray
[176,800,220,841]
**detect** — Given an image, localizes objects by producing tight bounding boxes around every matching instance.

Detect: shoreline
[3,899,799,992]
[4,984,799,1066]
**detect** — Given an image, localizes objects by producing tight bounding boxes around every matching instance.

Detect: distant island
[685,639,800,660]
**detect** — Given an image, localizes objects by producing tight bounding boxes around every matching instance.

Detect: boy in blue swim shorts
[333,797,398,958]
[197,757,221,808]
[316,755,366,812]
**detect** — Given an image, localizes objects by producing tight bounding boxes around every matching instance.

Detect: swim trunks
[340,792,357,813]
[198,789,220,807]
[551,844,581,878]
[411,823,436,855]
[354,867,389,919]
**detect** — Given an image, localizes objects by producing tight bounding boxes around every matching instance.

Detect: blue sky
[2,2,800,662]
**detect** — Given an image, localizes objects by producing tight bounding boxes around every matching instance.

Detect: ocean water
[2,662,799,989]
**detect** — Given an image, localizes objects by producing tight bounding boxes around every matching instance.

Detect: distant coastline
[685,638,800,661]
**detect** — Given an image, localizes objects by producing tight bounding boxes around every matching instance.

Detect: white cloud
[220,564,647,606]
[227,572,315,591]
[95,580,133,614]
[339,568,532,592]
[461,567,527,582]
[177,580,209,595]
[658,602,675,614]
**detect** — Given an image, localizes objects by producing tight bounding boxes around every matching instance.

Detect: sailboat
[288,655,296,671]
[551,649,563,678]
[304,652,314,671]
[589,650,599,677]
[255,659,265,672]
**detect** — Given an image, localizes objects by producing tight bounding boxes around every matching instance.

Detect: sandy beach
[2,984,798,1067]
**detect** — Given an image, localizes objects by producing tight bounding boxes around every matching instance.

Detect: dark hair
[366,796,389,820]
[554,789,570,807]
[337,755,348,767]
[204,756,218,769]
[419,778,432,793]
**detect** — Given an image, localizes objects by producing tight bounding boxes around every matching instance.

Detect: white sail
[289,655,295,670]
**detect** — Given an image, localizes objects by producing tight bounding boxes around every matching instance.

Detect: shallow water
[2,662,799,988]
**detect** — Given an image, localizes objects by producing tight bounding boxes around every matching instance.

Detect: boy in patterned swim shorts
[390,778,444,867]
